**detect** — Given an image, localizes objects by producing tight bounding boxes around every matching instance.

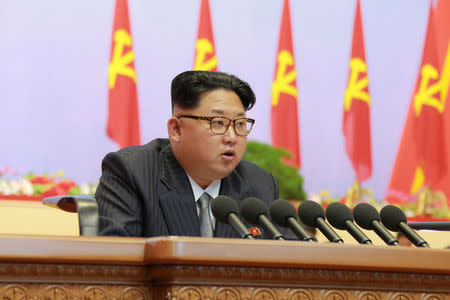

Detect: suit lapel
[158,145,200,236]
[214,167,249,238]
[157,146,252,238]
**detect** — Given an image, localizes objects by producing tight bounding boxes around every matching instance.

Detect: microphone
[298,200,343,243]
[240,197,285,240]
[269,199,317,242]
[380,205,430,248]
[325,202,372,245]
[353,203,399,246]
[409,221,450,231]
[211,195,254,239]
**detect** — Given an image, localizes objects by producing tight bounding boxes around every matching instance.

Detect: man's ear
[167,117,181,142]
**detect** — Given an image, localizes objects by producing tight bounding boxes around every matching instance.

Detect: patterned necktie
[198,192,214,237]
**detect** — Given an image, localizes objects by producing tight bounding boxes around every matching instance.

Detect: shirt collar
[186,173,221,201]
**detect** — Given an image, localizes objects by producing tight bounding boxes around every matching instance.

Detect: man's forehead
[210,108,245,117]
[199,89,240,101]
[198,90,245,113]
[172,105,245,117]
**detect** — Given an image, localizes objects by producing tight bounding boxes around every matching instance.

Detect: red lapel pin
[249,227,261,236]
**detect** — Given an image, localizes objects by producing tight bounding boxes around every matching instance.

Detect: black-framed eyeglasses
[177,115,255,136]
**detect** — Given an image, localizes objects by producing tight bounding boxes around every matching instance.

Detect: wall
[0,0,432,200]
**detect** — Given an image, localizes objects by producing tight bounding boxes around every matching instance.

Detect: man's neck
[186,173,221,201]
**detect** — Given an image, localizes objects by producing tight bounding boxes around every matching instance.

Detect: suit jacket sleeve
[95,151,144,236]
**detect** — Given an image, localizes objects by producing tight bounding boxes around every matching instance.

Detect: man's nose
[222,122,238,141]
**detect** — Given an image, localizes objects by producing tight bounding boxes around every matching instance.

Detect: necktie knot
[198,193,210,210]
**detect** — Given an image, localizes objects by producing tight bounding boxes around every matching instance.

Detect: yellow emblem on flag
[194,38,217,71]
[414,44,450,116]
[108,29,137,89]
[410,166,425,195]
[272,50,297,106]
[344,58,370,111]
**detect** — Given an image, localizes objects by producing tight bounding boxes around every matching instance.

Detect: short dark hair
[171,71,256,112]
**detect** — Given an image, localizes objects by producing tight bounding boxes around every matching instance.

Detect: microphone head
[211,195,239,224]
[298,200,325,228]
[380,205,407,232]
[325,202,354,230]
[240,197,268,224]
[269,199,297,226]
[353,203,380,230]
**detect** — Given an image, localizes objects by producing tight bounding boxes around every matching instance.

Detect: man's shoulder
[236,159,273,179]
[117,138,169,154]
[104,138,170,165]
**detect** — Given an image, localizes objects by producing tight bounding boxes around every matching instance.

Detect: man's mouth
[221,150,235,160]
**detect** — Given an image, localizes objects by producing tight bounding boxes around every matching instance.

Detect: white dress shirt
[186,173,221,230]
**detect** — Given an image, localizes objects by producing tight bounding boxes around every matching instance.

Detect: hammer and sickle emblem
[194,38,217,71]
[344,58,370,111]
[413,44,450,116]
[108,29,137,89]
[272,50,297,106]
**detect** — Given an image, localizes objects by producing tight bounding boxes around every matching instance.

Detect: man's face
[170,89,248,188]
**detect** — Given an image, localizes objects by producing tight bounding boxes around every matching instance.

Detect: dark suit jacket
[96,138,292,239]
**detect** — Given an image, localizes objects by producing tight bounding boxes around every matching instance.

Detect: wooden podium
[0,235,449,299]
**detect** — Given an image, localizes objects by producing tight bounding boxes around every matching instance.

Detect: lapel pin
[249,227,261,236]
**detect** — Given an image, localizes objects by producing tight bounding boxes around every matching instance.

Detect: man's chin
[206,159,241,180]
[209,166,235,180]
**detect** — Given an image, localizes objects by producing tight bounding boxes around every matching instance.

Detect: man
[396,232,413,247]
[96,70,289,239]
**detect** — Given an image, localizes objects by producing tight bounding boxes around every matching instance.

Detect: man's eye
[236,120,245,127]
[212,120,225,127]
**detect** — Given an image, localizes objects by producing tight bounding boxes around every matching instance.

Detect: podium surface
[0,235,449,299]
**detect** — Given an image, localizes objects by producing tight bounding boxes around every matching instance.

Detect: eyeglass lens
[210,117,252,136]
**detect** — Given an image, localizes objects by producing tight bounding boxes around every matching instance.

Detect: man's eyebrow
[210,109,245,117]
[211,109,225,115]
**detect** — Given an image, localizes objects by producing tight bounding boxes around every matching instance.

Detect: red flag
[434,0,450,66]
[342,0,372,183]
[271,0,301,168]
[387,3,449,204]
[193,0,218,71]
[431,0,450,204]
[107,0,140,148]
